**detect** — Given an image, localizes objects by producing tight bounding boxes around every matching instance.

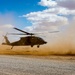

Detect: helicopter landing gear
[11,46,13,49]
[31,45,33,47]
[37,45,40,48]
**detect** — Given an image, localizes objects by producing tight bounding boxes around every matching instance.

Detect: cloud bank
[21,0,75,32]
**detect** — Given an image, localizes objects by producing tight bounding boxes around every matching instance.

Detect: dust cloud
[0,19,75,56]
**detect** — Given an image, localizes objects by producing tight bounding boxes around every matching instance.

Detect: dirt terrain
[0,45,75,75]
[0,55,75,75]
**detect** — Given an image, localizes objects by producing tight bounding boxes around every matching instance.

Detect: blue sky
[0,0,75,43]
[0,0,46,28]
[0,0,46,14]
[0,0,75,31]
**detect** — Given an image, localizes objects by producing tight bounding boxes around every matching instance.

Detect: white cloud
[0,24,14,28]
[58,8,75,15]
[24,26,34,32]
[21,0,75,32]
[38,0,75,16]
[38,0,75,10]
[38,0,57,7]
[57,0,75,10]
[22,8,68,31]
[0,24,14,34]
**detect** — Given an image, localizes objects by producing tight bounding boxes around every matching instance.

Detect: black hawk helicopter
[2,27,47,49]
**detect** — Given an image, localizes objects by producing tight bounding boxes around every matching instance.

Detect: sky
[0,0,75,45]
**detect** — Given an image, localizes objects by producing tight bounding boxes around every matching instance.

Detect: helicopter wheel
[31,45,33,47]
[37,45,40,48]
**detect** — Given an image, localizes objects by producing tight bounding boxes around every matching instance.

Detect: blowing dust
[0,20,75,56]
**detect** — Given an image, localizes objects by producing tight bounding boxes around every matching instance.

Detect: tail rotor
[2,33,10,45]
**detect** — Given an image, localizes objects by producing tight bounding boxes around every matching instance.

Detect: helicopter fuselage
[10,36,47,47]
[2,27,47,49]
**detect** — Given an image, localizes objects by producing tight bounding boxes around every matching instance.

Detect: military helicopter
[2,27,47,49]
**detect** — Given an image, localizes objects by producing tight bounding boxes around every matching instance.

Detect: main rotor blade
[8,33,27,35]
[49,31,59,33]
[14,27,34,35]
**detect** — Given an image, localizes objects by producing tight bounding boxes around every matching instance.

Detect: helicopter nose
[44,41,47,44]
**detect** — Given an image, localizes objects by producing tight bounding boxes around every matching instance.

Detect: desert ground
[0,45,75,75]
[0,55,75,75]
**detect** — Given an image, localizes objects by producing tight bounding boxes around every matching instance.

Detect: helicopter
[2,27,47,49]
